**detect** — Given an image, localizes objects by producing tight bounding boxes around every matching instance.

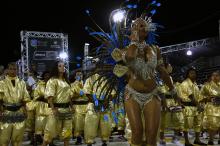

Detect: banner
[28,37,63,74]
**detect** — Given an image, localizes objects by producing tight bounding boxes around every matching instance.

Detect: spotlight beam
[113,10,126,22]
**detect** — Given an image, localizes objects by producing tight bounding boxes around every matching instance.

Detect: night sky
[5,0,220,69]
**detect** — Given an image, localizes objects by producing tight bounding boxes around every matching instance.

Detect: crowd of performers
[0,60,220,146]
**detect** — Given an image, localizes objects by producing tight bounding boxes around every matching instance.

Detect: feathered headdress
[84,0,162,102]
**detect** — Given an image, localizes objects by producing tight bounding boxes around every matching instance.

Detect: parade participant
[115,17,173,146]
[173,76,184,137]
[83,73,115,146]
[26,63,39,94]
[71,70,88,145]
[159,63,184,145]
[177,68,206,146]
[26,63,39,145]
[0,62,30,146]
[84,1,174,145]
[32,71,50,145]
[200,71,220,145]
[87,15,174,146]
[41,61,73,146]
[199,76,212,140]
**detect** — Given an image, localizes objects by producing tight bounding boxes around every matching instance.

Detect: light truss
[20,31,69,80]
[160,37,219,54]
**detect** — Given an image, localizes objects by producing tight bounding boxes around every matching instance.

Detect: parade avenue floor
[21,132,220,146]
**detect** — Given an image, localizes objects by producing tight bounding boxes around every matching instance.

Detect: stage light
[86,56,93,59]
[186,50,192,56]
[113,10,125,22]
[93,58,100,62]
[59,52,68,59]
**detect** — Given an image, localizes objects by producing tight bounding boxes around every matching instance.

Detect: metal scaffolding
[20,31,69,79]
[160,37,220,84]
[160,37,219,54]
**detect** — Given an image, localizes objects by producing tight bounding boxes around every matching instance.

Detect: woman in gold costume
[41,61,73,146]
[83,73,115,146]
[201,71,220,145]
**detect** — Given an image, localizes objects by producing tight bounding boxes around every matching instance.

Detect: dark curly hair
[185,67,197,79]
[50,61,70,84]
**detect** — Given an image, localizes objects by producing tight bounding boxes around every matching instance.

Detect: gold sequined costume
[177,78,203,132]
[0,76,30,146]
[159,81,184,132]
[200,81,220,130]
[25,75,38,133]
[43,78,73,142]
[83,74,114,144]
[33,80,49,135]
[71,80,88,137]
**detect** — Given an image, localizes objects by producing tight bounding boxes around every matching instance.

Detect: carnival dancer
[41,61,73,146]
[159,63,184,145]
[83,73,115,146]
[115,18,174,146]
[32,71,50,145]
[200,71,220,145]
[177,68,206,146]
[84,1,175,145]
[0,62,30,146]
[26,63,39,145]
[71,70,89,145]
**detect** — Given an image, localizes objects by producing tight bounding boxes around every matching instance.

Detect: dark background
[5,0,220,69]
